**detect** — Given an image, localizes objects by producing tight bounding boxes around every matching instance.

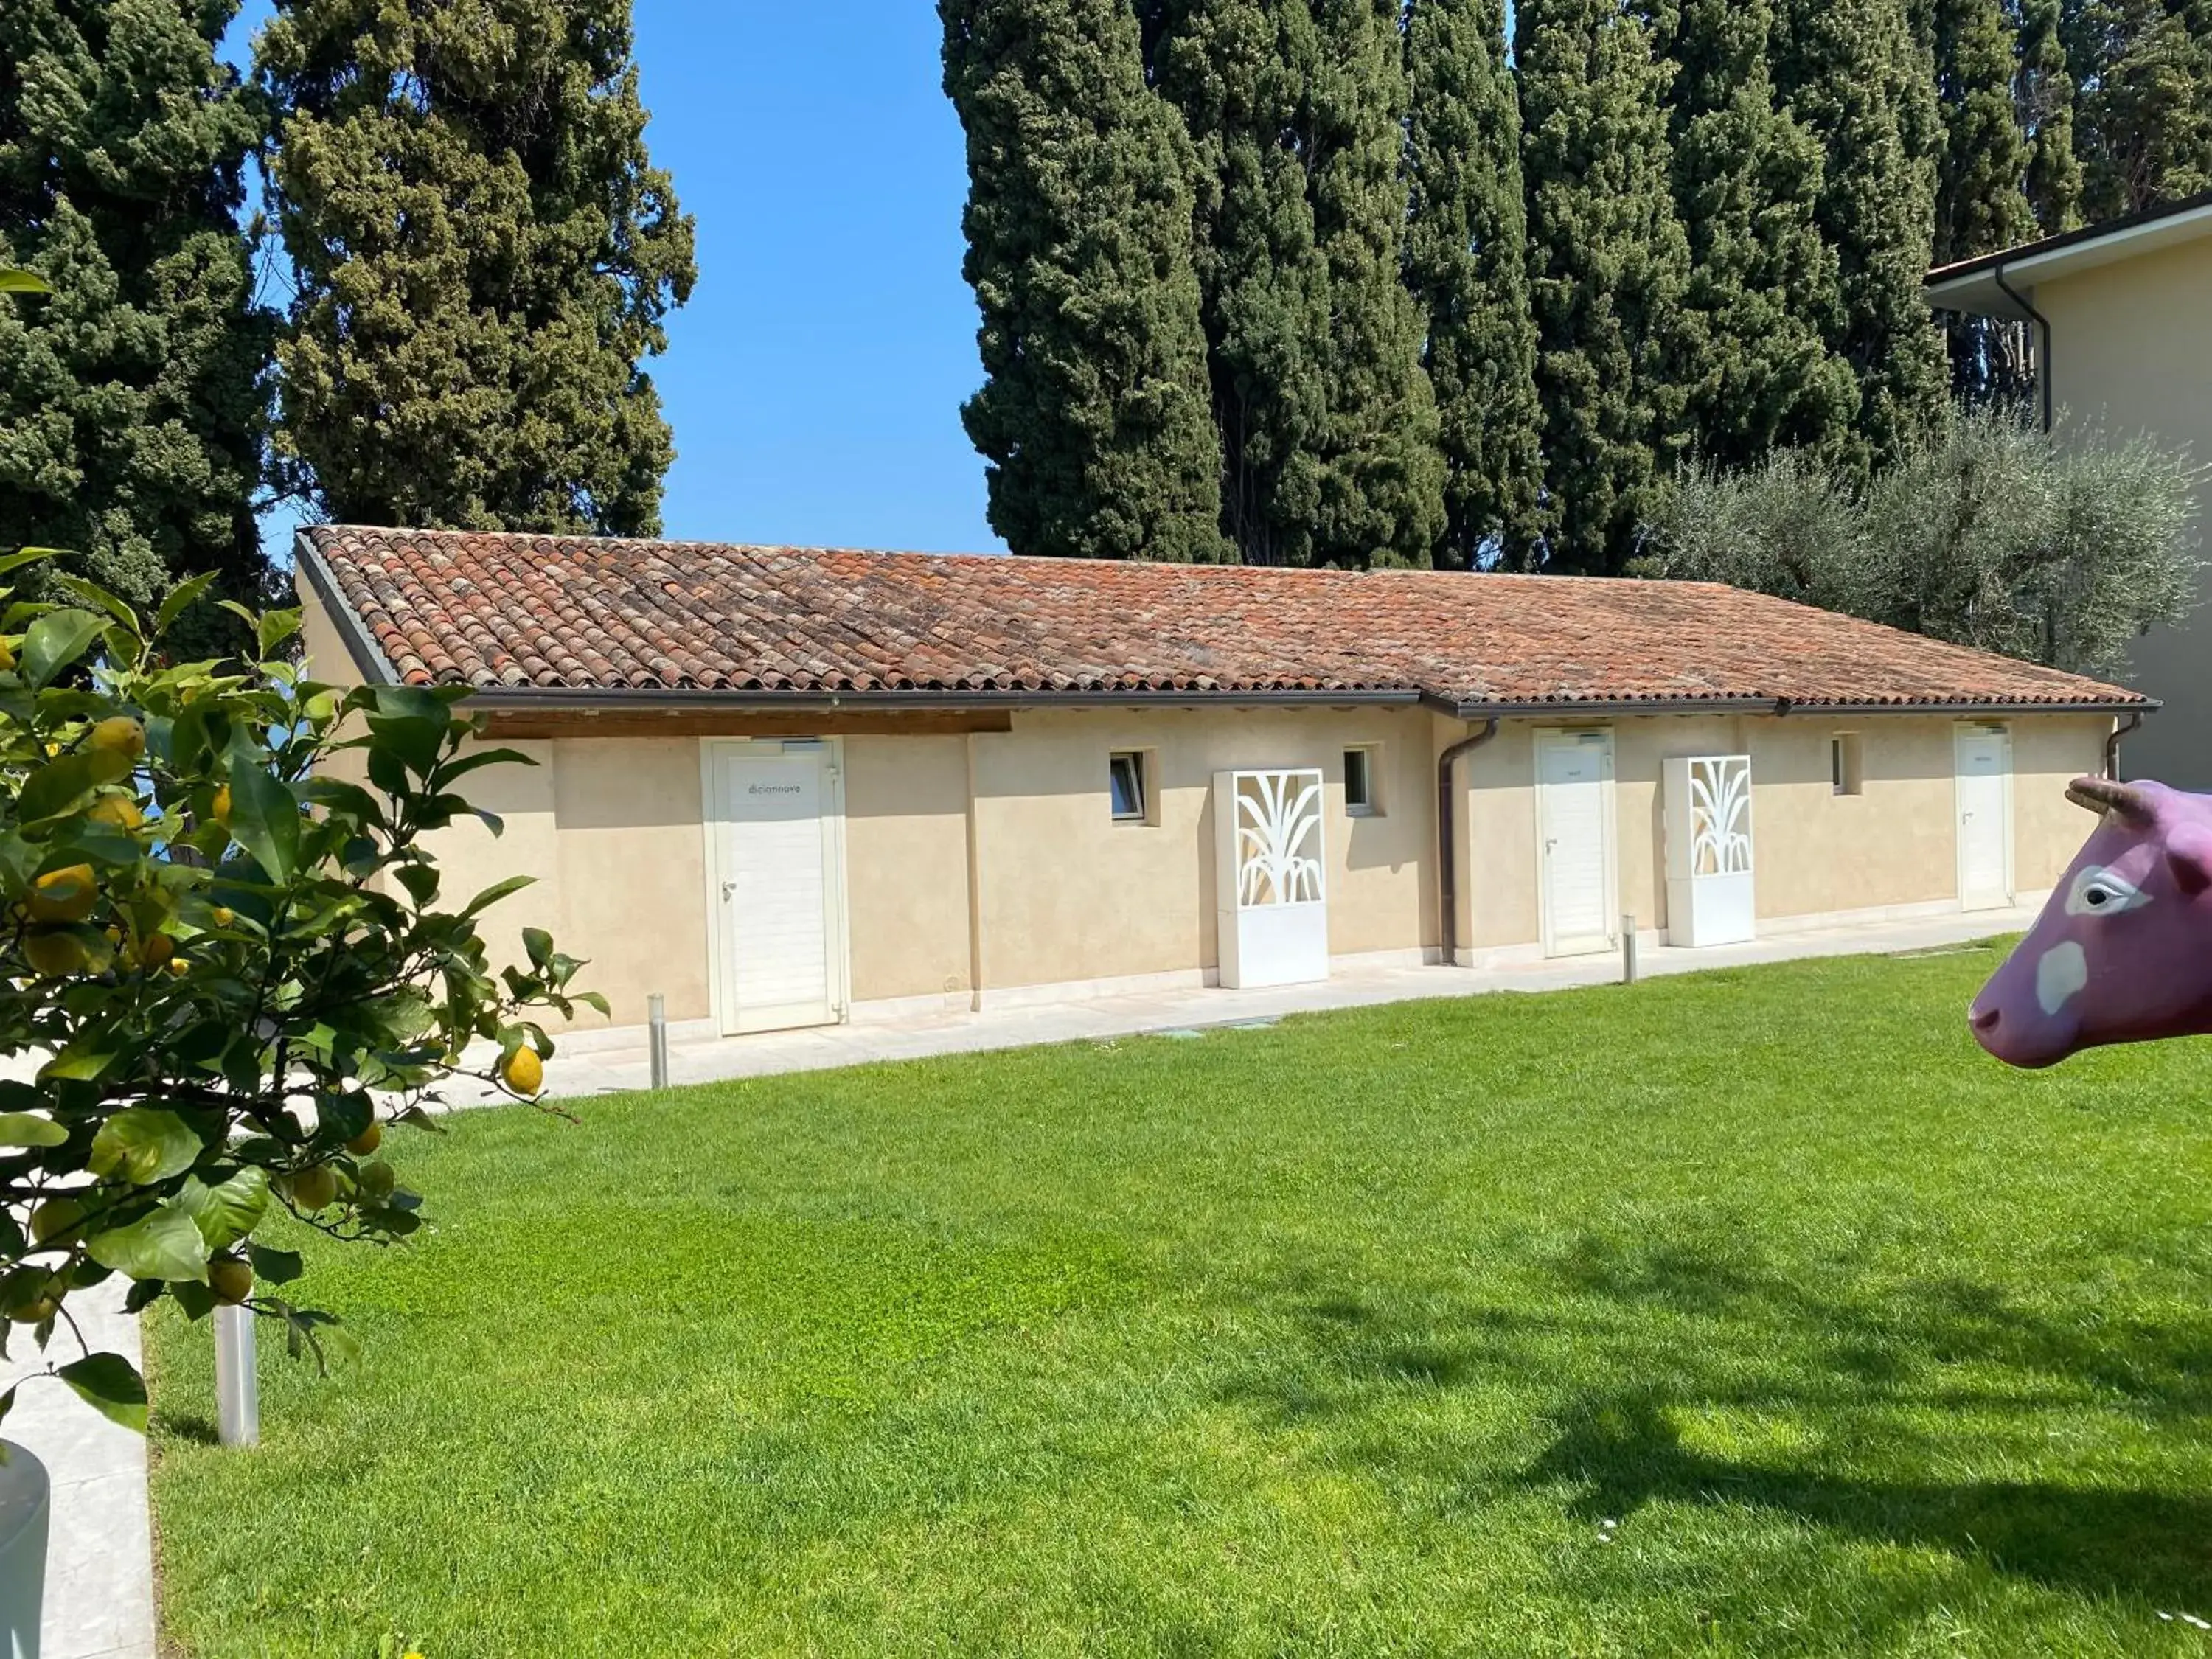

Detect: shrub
[1638,406,2204,678]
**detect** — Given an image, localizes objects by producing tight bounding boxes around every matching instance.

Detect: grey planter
[0,1440,49,1658]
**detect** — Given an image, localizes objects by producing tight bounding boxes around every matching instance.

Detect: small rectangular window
[1832,733,1864,796]
[1109,751,1147,822]
[1345,745,1381,815]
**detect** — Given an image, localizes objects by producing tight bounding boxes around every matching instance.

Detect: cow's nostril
[1970,1005,2000,1033]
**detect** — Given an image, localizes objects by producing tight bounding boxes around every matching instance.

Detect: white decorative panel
[1663,754,1756,947]
[1214,768,1329,988]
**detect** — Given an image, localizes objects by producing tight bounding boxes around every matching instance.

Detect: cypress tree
[1152,0,1332,566]
[1304,0,1445,567]
[940,0,1230,562]
[1933,0,2038,401]
[2063,0,2212,219]
[2017,0,2085,231]
[1661,0,1860,470]
[1774,0,1949,472]
[1934,0,2037,262]
[1516,0,1694,574]
[0,0,268,625]
[1404,0,1545,567]
[258,0,696,535]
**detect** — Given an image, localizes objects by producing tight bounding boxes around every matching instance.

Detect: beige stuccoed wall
[843,734,974,1004]
[966,704,1438,991]
[2034,238,2212,787]
[2014,715,2114,891]
[1446,711,2108,956]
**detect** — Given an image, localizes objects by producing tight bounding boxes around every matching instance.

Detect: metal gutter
[1445,695,2152,719]
[293,531,400,687]
[1772,697,2155,717]
[1436,719,1500,970]
[1991,263,2055,432]
[2107,711,2144,779]
[453,685,2152,719]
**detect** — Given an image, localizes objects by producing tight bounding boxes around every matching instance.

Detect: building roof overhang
[1925,189,2212,319]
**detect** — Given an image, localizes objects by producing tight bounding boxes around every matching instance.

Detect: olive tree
[1638,405,2204,678]
[0,541,597,1434]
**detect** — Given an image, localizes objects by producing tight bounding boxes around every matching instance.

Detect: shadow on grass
[153,1408,220,1447]
[1221,1230,2212,1607]
[1523,1387,2212,1607]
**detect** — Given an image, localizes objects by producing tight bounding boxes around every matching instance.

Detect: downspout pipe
[1436,719,1500,968]
[2106,711,2143,779]
[1991,262,2053,433]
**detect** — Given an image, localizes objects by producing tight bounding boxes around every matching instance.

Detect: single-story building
[296,526,2146,1037]
[1926,188,2212,787]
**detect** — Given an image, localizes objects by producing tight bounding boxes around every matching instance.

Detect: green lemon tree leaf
[55,1352,147,1433]
[178,1168,270,1251]
[87,1109,201,1186]
[86,1203,209,1283]
[225,730,300,884]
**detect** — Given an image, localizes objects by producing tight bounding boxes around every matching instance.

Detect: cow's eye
[2066,866,2147,917]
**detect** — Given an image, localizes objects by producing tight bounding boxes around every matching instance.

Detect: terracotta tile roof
[299,526,2148,713]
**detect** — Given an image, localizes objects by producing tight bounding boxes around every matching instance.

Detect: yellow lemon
[208,1256,254,1306]
[346,1122,383,1156]
[284,1165,338,1211]
[501,1047,544,1096]
[21,930,88,978]
[88,795,144,832]
[29,1197,84,1245]
[6,1294,57,1326]
[139,933,174,970]
[88,717,145,761]
[211,905,234,928]
[27,865,97,925]
[0,637,14,672]
[209,786,232,827]
[165,954,189,978]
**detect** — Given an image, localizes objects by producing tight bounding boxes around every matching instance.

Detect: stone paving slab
[2,1277,155,1659]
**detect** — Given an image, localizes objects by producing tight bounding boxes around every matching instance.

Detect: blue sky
[221,1,1002,557]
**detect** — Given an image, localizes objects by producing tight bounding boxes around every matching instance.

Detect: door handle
[721,880,736,901]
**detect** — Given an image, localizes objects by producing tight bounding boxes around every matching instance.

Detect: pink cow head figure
[1971,776,2212,1068]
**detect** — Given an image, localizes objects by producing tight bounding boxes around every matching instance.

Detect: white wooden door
[706,741,845,1034]
[1954,725,2013,912]
[1537,728,1618,957]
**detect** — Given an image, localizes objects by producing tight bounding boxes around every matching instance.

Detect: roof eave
[294,529,402,688]
[454,684,1430,713]
[1926,189,2212,316]
[1449,694,2152,718]
[445,685,2152,719]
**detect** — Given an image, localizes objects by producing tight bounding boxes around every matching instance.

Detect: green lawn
[147,942,2212,1657]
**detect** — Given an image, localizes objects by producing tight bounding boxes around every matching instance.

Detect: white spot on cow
[2037,941,2089,1015]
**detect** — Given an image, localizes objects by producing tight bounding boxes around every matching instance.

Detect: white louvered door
[1954,725,2013,912]
[1537,728,1618,957]
[709,742,846,1034]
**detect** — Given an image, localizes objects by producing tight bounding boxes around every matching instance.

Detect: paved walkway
[20,900,2037,1657]
[5,1277,153,1659]
[445,902,2037,1105]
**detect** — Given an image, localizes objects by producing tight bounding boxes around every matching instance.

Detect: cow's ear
[2168,827,2212,897]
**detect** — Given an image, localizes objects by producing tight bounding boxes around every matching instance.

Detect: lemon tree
[0,549,601,1434]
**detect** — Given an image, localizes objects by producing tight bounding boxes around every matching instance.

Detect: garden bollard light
[215,1302,259,1448]
[1622,914,1638,985]
[648,993,669,1090]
